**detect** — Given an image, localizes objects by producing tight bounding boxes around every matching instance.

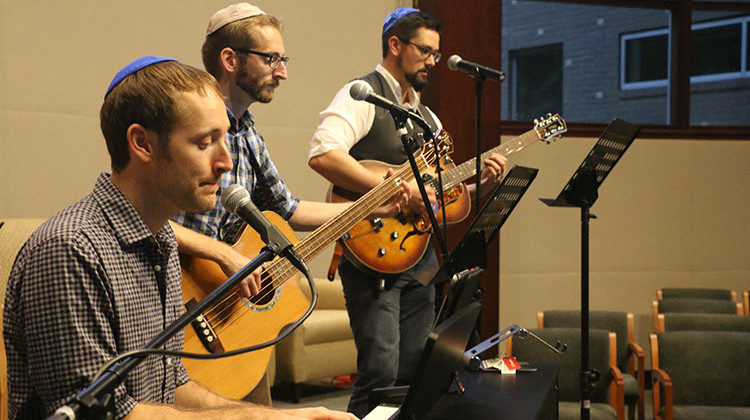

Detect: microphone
[221,185,310,276]
[349,81,432,133]
[447,55,506,83]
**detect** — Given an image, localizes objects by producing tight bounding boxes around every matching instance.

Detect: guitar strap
[246,148,281,214]
[327,241,344,281]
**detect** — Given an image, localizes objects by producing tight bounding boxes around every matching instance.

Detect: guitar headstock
[534,113,567,144]
[420,130,455,164]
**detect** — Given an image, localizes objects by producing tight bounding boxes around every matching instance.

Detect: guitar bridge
[185,298,225,354]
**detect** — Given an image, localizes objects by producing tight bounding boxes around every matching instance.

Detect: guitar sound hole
[246,276,277,306]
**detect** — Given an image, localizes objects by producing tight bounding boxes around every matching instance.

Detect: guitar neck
[263,156,429,285]
[439,128,541,189]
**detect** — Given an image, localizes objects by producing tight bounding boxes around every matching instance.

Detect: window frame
[621,28,671,90]
[620,15,749,90]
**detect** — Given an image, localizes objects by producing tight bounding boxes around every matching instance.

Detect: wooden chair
[650,331,750,420]
[508,328,625,420]
[655,312,750,333]
[651,298,743,329]
[0,218,47,420]
[538,310,644,420]
[656,287,736,301]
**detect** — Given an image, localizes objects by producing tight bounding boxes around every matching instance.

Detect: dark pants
[339,251,437,418]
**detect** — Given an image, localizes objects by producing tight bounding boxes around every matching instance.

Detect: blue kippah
[105,56,178,98]
[382,7,419,34]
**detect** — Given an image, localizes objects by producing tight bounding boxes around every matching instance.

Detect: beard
[236,65,279,103]
[398,57,430,92]
[405,71,428,92]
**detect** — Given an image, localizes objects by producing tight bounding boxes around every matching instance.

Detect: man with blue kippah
[309,8,507,417]
[3,57,356,420]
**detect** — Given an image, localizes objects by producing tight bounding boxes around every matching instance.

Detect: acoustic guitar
[329,113,567,275]
[179,134,453,398]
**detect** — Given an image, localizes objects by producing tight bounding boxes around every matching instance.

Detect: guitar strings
[200,168,407,332]
[198,189,386,334]
[193,126,554,337]
[193,123,560,335]
[195,142,441,338]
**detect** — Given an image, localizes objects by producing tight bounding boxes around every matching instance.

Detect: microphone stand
[389,110,447,261]
[472,74,486,213]
[48,247,279,420]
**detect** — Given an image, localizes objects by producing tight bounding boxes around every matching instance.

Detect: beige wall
[0,0,405,273]
[499,136,750,355]
[1,1,748,362]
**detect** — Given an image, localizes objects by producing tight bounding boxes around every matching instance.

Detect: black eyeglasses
[398,39,442,63]
[232,48,290,69]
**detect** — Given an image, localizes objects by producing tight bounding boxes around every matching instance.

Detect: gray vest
[349,71,438,165]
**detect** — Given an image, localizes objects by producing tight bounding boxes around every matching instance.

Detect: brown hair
[100,61,222,171]
[202,14,282,78]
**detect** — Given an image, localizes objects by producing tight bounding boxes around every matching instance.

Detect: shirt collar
[92,173,176,250]
[227,106,256,132]
[375,64,420,109]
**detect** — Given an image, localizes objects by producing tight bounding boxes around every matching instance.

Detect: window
[429,0,750,137]
[621,15,750,90]
[621,29,670,89]
[509,44,563,121]
[691,19,743,80]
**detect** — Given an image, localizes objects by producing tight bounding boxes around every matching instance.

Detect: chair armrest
[627,341,646,419]
[627,341,645,392]
[651,367,673,420]
[609,365,625,420]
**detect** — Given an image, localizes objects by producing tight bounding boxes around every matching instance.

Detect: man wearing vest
[308,8,507,418]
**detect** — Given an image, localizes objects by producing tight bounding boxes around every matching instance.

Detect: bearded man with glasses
[309,7,507,418]
[169,3,407,408]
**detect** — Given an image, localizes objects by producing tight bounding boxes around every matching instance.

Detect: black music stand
[428,165,538,347]
[429,165,539,287]
[539,118,640,420]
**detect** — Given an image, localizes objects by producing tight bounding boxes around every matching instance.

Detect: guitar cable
[90,268,319,383]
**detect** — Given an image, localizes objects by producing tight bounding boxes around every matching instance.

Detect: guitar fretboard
[262,146,439,287]
[429,129,541,191]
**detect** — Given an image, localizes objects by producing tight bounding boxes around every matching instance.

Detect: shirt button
[153,265,162,273]
[166,358,172,366]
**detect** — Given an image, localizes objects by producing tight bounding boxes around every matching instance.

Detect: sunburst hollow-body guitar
[329,113,567,275]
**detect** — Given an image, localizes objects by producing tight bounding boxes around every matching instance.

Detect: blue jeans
[339,251,437,418]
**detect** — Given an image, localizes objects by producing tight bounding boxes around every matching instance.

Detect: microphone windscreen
[447,55,462,71]
[349,81,372,101]
[221,184,250,214]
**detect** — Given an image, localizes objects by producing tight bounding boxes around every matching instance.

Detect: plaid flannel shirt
[3,174,189,419]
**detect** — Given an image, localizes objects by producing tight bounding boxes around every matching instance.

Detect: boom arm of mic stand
[48,247,278,420]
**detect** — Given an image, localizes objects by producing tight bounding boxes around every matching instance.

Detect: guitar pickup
[185,298,225,354]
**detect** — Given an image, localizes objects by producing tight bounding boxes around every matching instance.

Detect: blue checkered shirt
[3,174,190,419]
[172,108,299,243]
